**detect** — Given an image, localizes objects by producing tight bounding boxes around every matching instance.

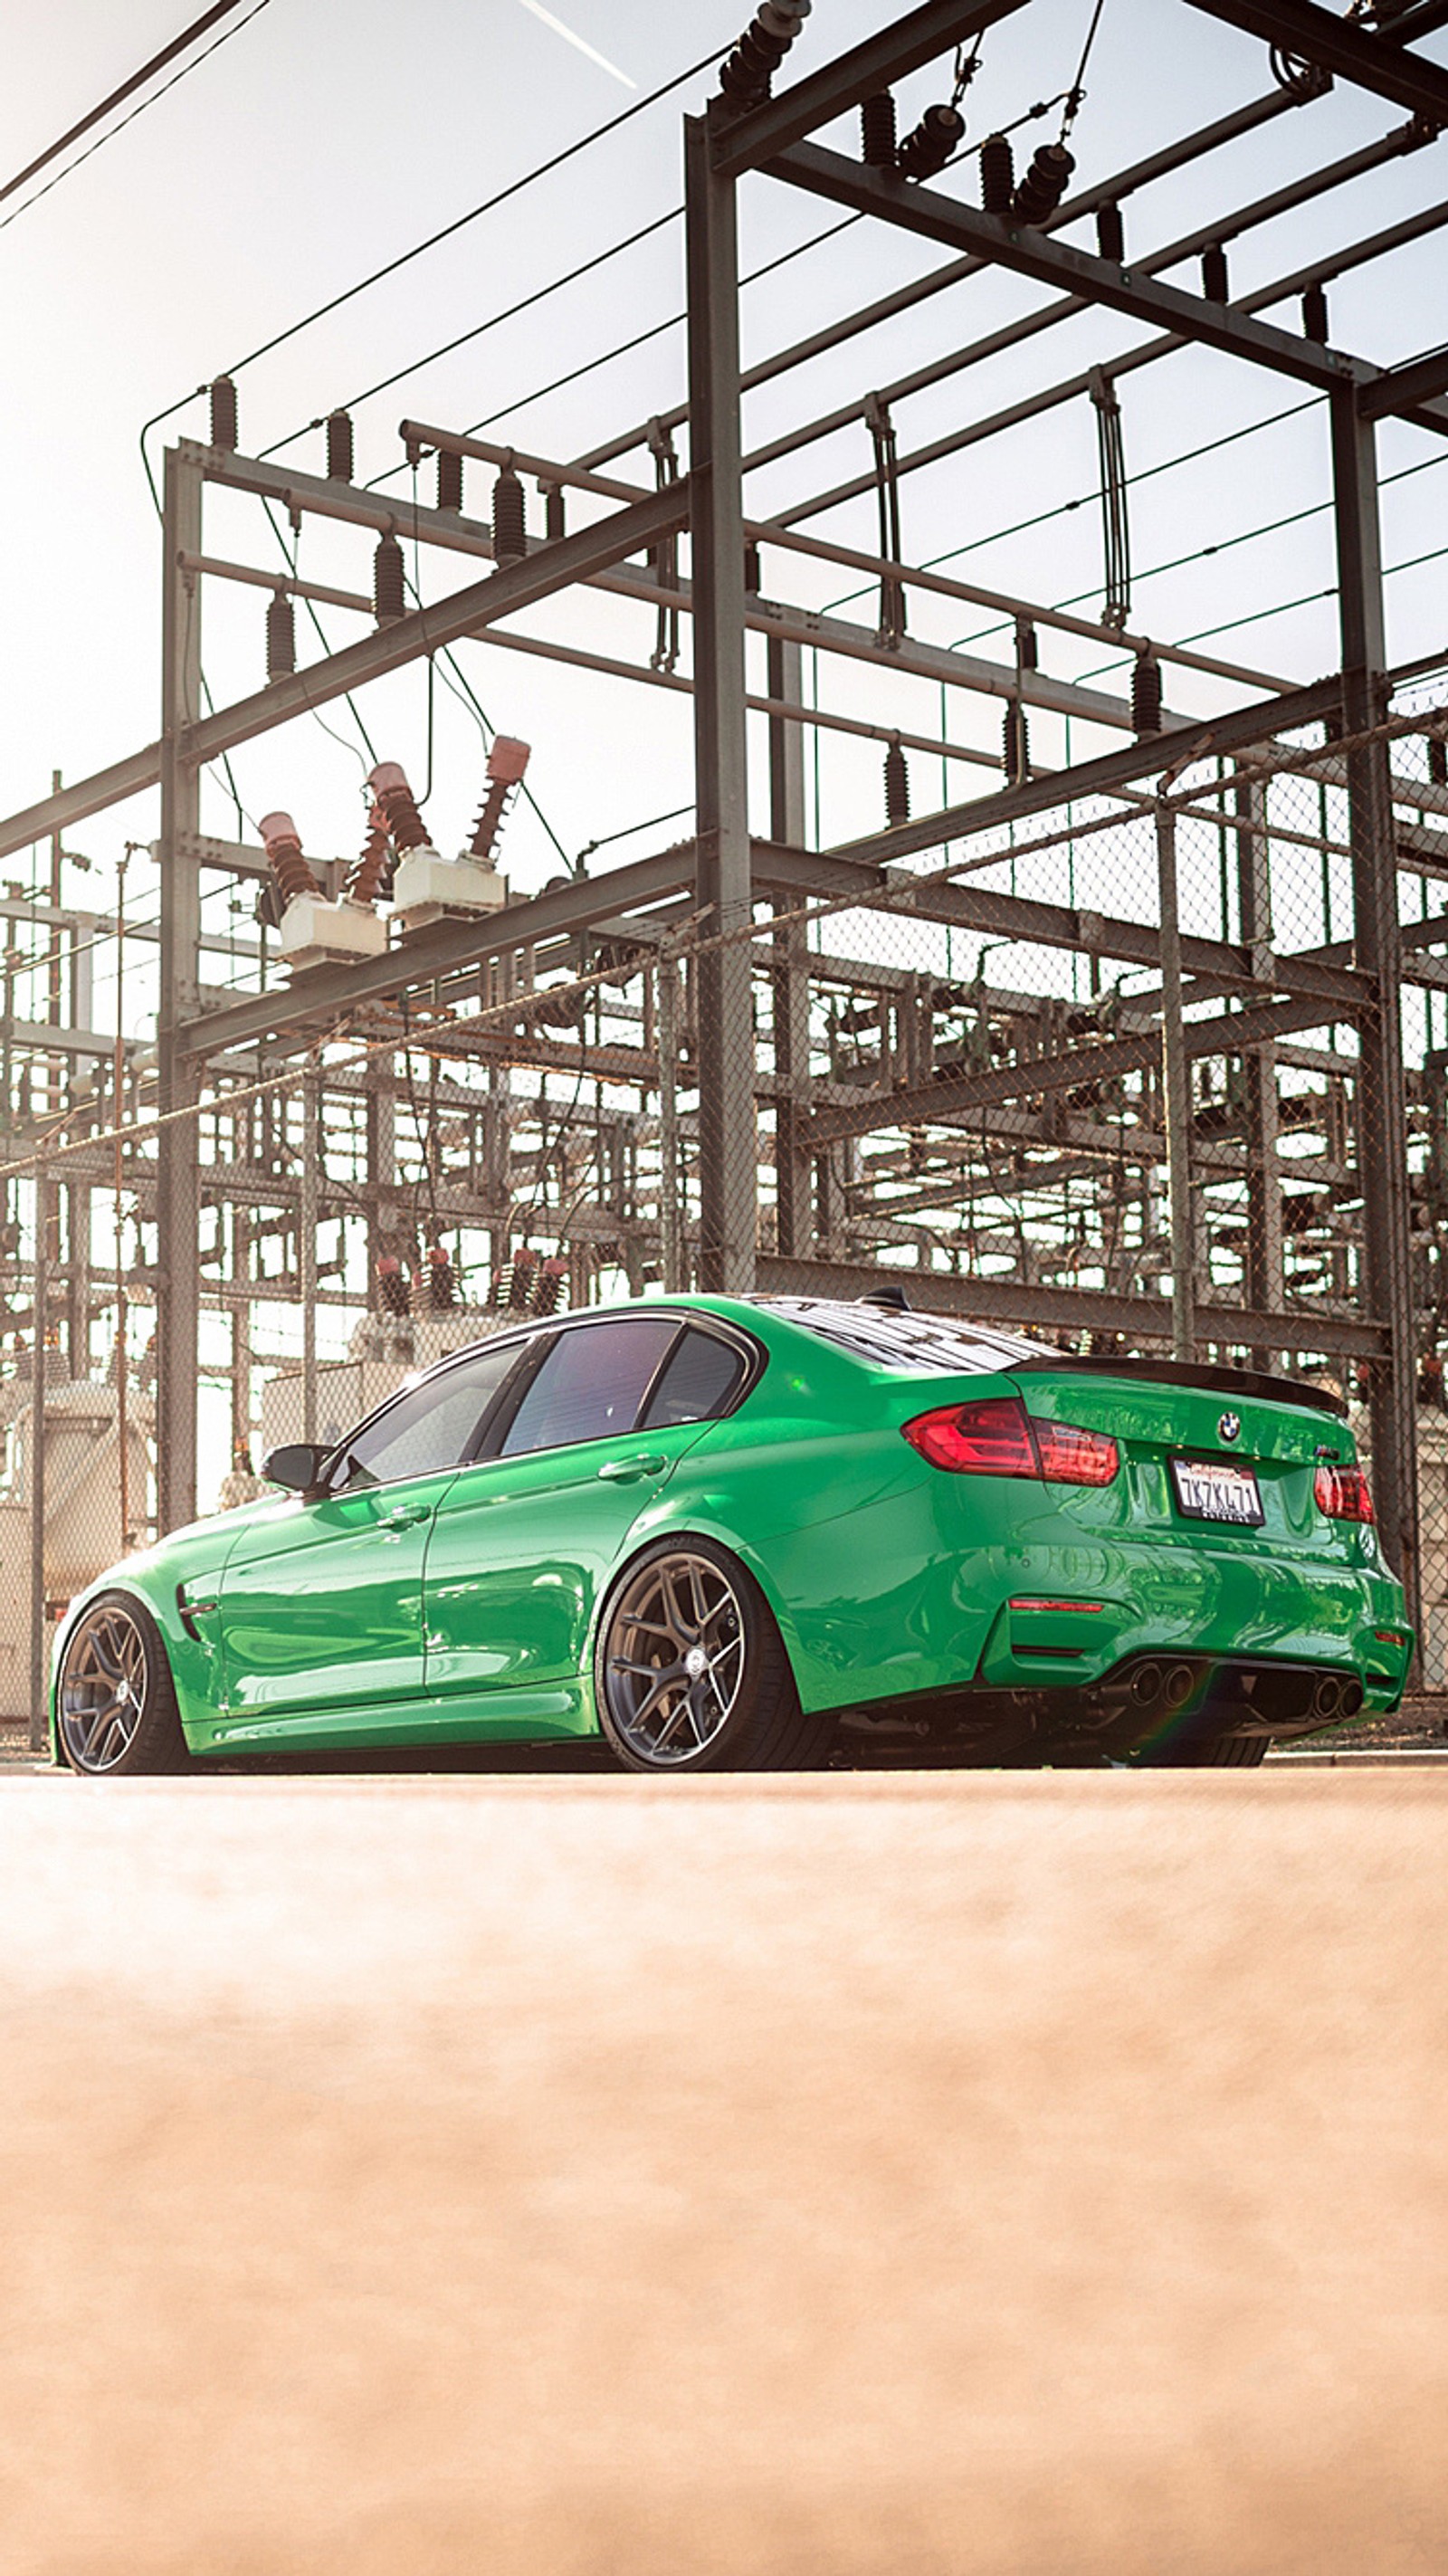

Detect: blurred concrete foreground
[1,1770,1444,2575]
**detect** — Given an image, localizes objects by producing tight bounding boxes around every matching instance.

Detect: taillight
[902,1396,1119,1486]
[1314,1462,1375,1523]
[903,1396,1037,1476]
[1034,1419,1119,1486]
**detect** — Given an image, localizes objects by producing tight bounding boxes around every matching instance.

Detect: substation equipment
[6,0,1448,1722]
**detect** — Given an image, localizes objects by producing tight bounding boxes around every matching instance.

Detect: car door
[218,1339,523,1728]
[423,1316,752,1701]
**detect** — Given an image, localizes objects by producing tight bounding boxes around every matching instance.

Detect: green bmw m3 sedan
[51,1292,1412,1776]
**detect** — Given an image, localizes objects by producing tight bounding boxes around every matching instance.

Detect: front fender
[50,1520,248,1755]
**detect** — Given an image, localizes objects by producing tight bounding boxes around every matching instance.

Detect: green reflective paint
[218,1468,447,1719]
[49,1293,1414,1764]
[424,1422,711,1698]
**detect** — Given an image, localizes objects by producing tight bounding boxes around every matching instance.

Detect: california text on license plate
[1170,1457,1264,1525]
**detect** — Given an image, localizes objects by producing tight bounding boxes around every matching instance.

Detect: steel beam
[709,0,1029,180]
[805,990,1352,1147]
[687,111,757,1293]
[0,745,162,869]
[767,635,814,1263]
[1331,383,1420,1615]
[1180,0,1448,122]
[156,444,204,1536]
[767,143,1405,401]
[1358,342,1448,421]
[819,669,1358,873]
[754,1252,1387,1359]
[581,84,1313,473]
[776,188,1448,525]
[175,845,699,1058]
[177,464,691,769]
[747,118,1435,483]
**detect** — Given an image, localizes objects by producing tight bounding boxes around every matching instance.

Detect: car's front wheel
[595,1539,832,1773]
[56,1593,191,1776]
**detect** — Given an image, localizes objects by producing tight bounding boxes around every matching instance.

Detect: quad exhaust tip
[1129,1659,1196,1714]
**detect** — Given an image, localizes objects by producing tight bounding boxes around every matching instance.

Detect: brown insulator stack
[424,1244,457,1310]
[532,1255,567,1317]
[508,1247,539,1310]
[348,813,393,906]
[376,1255,410,1316]
[718,0,810,112]
[258,812,320,909]
[366,761,430,857]
[468,736,531,860]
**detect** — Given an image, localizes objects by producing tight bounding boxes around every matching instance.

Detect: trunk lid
[1004,1361,1359,1560]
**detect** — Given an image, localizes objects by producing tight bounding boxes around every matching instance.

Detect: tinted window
[330,1343,519,1492]
[500,1317,681,1456]
[642,1328,746,1429]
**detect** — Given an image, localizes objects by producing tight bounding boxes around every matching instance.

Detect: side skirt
[191,1677,598,1757]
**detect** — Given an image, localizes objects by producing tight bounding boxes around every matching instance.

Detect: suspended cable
[0,0,272,232]
[359,213,863,496]
[138,34,729,501]
[258,205,682,464]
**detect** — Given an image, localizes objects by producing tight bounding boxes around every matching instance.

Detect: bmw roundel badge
[1218,1411,1242,1445]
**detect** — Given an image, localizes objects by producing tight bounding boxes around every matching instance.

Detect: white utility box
[278,894,390,973]
[392,848,507,933]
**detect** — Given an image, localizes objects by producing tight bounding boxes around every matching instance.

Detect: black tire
[594,1537,834,1774]
[56,1591,192,1777]
[1139,1731,1270,1769]
[1201,1733,1270,1768]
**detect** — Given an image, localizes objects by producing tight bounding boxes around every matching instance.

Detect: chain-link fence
[4,691,1446,1740]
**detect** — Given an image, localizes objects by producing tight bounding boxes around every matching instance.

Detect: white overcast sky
[1,0,1447,946]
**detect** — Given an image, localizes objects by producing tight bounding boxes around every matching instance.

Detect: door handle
[380,1503,431,1531]
[596,1455,668,1484]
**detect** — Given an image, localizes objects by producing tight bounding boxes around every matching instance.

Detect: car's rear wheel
[56,1593,190,1777]
[595,1539,832,1773]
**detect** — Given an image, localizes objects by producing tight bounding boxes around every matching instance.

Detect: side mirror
[262,1443,332,1495]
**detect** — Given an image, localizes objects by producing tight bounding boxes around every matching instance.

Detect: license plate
[1170,1457,1263,1526]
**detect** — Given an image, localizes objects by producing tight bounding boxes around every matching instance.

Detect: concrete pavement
[1,1769,1444,2574]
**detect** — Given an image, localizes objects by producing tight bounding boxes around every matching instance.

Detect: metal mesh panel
[3,694,1443,1739]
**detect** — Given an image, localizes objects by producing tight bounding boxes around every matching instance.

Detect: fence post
[657,956,684,1293]
[28,1164,50,1752]
[1155,802,1196,1361]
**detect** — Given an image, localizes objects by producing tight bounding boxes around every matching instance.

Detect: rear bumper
[976,1579,1413,1713]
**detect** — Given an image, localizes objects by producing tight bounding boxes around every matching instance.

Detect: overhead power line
[139,32,729,492]
[0,0,272,224]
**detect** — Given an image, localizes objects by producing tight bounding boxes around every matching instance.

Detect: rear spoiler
[1005,1353,1349,1421]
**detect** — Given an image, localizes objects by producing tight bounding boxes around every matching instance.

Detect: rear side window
[642,1328,746,1429]
[756,1297,1048,1375]
[500,1317,681,1456]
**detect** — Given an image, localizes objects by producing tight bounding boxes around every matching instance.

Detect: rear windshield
[755,1298,1050,1376]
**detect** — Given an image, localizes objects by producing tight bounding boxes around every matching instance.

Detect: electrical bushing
[861,91,897,168]
[265,592,296,682]
[493,467,527,566]
[437,448,463,512]
[896,102,965,183]
[980,133,1014,215]
[209,376,238,452]
[373,534,405,624]
[326,411,354,482]
[1132,654,1163,736]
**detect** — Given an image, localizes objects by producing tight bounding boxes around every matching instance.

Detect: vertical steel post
[1156,801,1196,1361]
[367,1067,398,1286]
[657,953,684,1292]
[685,110,756,1293]
[231,1208,252,1474]
[767,634,814,1262]
[1331,388,1419,1617]
[157,445,204,1534]
[28,1167,49,1751]
[300,1067,319,1446]
[1234,770,1283,1366]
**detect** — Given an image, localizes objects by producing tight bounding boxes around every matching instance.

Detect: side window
[641,1328,747,1429]
[499,1317,681,1457]
[330,1342,520,1492]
